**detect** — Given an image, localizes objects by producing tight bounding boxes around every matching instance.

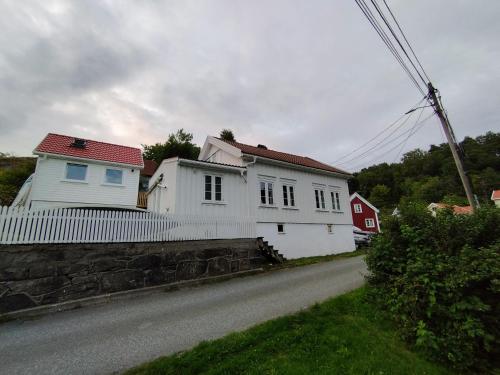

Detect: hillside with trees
[348,131,499,210]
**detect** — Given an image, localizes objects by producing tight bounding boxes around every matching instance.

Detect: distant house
[428,202,473,216]
[350,192,380,233]
[491,190,500,208]
[15,133,144,210]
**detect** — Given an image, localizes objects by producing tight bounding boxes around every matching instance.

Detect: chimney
[71,138,87,149]
[257,144,267,150]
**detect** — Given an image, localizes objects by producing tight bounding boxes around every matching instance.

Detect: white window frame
[282,184,296,208]
[64,163,88,183]
[104,168,124,185]
[203,174,224,203]
[330,190,341,211]
[365,218,375,228]
[313,186,327,211]
[354,203,363,213]
[259,176,276,207]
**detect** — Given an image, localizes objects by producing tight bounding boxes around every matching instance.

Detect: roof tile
[34,133,144,167]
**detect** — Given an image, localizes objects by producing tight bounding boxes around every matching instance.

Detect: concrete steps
[256,237,286,264]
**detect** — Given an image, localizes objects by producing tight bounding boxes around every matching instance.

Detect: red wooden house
[350,192,380,233]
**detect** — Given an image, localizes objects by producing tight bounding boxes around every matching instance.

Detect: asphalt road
[0,256,367,375]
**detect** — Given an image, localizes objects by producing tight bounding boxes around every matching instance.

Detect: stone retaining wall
[0,239,265,313]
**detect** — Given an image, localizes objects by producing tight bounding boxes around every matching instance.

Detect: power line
[381,0,432,83]
[333,96,426,164]
[392,105,425,162]
[348,111,436,171]
[338,106,431,167]
[354,0,426,96]
[370,0,427,87]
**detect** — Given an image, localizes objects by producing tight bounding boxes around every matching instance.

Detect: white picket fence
[0,206,256,245]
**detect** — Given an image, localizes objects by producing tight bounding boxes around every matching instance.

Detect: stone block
[231,260,239,273]
[208,258,231,276]
[176,261,208,281]
[7,276,69,297]
[91,257,126,272]
[127,254,162,270]
[29,264,57,279]
[232,249,249,259]
[100,270,144,293]
[144,268,176,286]
[239,258,250,271]
[0,293,36,313]
[197,248,232,260]
[0,267,29,282]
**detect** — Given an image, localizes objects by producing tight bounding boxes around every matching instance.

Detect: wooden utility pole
[427,82,477,212]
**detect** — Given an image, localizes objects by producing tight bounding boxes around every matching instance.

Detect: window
[65,163,87,181]
[327,224,333,234]
[204,175,222,202]
[105,169,123,184]
[314,189,326,209]
[277,223,285,233]
[331,191,341,211]
[260,181,274,205]
[365,218,375,228]
[354,203,362,213]
[282,185,295,207]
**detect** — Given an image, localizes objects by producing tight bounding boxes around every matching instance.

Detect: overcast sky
[0,0,498,171]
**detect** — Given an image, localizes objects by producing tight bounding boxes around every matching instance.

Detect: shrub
[366,203,500,372]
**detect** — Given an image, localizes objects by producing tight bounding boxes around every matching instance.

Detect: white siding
[29,157,139,209]
[147,159,178,214]
[258,222,355,259]
[247,163,353,225]
[174,164,248,217]
[205,144,243,166]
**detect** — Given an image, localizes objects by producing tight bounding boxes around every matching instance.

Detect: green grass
[126,287,452,375]
[275,248,367,269]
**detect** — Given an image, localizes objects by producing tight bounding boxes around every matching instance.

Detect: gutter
[178,158,246,173]
[33,152,144,170]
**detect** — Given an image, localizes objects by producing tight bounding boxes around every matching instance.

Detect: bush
[366,203,500,372]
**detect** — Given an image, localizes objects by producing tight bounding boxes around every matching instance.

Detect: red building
[350,192,380,233]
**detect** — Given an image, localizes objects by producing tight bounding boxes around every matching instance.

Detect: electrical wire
[333,96,426,164]
[348,111,436,171]
[354,0,426,96]
[382,0,432,83]
[392,105,425,162]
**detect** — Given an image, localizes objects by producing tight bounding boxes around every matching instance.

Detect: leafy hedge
[366,204,499,372]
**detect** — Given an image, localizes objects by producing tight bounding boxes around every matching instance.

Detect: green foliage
[368,184,391,208]
[0,156,36,205]
[142,129,200,164]
[350,131,500,209]
[127,287,451,375]
[366,205,500,372]
[219,129,235,142]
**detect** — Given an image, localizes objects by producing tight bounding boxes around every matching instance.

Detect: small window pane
[268,183,273,205]
[260,182,266,204]
[289,186,295,206]
[215,176,222,201]
[335,193,340,210]
[277,224,284,233]
[315,190,320,209]
[320,190,325,209]
[283,185,288,206]
[66,163,87,181]
[205,175,212,200]
[105,169,123,184]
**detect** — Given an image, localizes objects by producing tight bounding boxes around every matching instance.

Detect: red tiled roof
[220,139,350,175]
[34,133,144,167]
[492,190,500,200]
[141,159,158,176]
[453,205,473,215]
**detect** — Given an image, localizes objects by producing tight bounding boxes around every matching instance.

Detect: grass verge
[275,247,367,269]
[126,286,451,375]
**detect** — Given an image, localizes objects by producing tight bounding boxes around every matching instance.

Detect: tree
[142,129,200,164]
[0,156,36,205]
[369,184,391,208]
[219,129,235,142]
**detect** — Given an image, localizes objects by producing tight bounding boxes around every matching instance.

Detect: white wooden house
[148,136,355,258]
[16,133,144,210]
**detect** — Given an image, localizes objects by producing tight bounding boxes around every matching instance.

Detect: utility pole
[427,82,477,212]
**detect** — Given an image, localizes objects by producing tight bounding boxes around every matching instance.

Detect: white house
[16,133,144,210]
[148,136,355,258]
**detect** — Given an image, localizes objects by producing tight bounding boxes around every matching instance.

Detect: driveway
[0,256,367,375]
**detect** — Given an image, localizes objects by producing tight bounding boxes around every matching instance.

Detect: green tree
[219,129,235,142]
[369,184,391,208]
[142,129,200,164]
[0,156,36,205]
